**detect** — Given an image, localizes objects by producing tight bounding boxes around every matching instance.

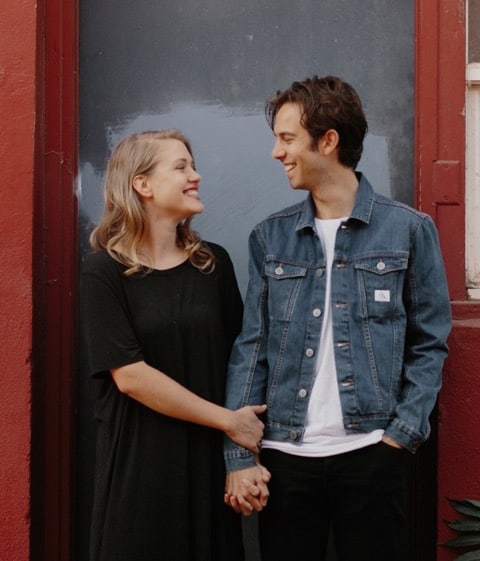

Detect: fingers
[224,493,243,513]
[242,478,260,497]
[250,439,261,456]
[381,435,403,449]
[260,464,272,483]
[250,404,267,415]
[227,493,256,516]
[224,478,257,516]
[227,405,266,453]
[243,439,260,455]
[225,489,263,515]
[224,466,270,515]
[224,494,255,516]
[245,478,269,507]
[236,492,261,515]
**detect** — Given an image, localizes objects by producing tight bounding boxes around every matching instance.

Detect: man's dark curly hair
[265,75,368,169]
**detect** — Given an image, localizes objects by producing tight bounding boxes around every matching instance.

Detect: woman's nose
[190,169,201,182]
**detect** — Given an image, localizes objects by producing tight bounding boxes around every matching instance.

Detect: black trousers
[259,443,414,561]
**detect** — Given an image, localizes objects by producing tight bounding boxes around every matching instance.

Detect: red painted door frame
[415,0,466,302]
[31,0,78,560]
[415,4,480,561]
[33,1,469,560]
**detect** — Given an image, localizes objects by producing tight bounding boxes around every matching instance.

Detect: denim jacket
[224,174,451,471]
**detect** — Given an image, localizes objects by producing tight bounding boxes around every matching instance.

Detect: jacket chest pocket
[354,256,408,319]
[264,261,308,321]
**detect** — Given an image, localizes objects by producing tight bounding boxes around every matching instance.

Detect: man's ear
[318,129,339,155]
[132,175,152,198]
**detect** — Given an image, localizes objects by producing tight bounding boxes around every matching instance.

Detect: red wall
[415,1,480,560]
[0,0,37,559]
[437,307,480,560]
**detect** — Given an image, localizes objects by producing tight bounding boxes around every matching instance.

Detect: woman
[80,129,266,561]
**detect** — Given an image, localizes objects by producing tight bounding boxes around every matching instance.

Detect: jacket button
[305,348,314,358]
[316,268,324,277]
[312,308,322,317]
[298,388,307,398]
[275,266,284,275]
[289,431,298,440]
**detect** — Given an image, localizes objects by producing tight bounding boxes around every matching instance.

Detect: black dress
[80,243,245,561]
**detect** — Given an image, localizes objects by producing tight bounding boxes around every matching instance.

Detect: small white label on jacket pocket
[374,290,390,302]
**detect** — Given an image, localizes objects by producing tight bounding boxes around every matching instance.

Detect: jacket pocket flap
[264,260,308,279]
[354,256,408,275]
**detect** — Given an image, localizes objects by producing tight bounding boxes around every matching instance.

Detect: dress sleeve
[80,252,144,377]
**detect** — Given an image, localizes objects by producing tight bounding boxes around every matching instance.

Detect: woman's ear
[132,175,152,198]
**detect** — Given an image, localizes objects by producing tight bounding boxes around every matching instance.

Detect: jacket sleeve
[224,228,269,471]
[385,215,452,452]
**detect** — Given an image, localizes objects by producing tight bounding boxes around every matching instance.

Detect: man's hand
[224,464,271,516]
[382,435,403,449]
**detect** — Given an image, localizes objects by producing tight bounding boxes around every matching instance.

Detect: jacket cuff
[224,446,257,472]
[385,418,425,453]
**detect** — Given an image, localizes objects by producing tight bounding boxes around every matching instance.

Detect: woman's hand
[225,404,267,454]
[111,363,267,450]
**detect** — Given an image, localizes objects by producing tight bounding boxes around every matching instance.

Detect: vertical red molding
[415,3,480,561]
[415,0,466,300]
[31,0,78,559]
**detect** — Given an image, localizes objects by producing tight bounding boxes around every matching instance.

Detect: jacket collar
[295,172,375,232]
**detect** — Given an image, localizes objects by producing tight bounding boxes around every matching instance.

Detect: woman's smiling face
[139,138,204,221]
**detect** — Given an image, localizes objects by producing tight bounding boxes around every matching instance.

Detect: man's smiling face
[271,102,328,192]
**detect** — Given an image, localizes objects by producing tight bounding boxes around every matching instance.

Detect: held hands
[224,405,270,516]
[224,464,271,516]
[225,404,267,454]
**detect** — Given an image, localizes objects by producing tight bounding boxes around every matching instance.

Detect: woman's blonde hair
[90,129,215,275]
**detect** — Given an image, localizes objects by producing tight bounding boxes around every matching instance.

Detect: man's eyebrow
[274,131,296,138]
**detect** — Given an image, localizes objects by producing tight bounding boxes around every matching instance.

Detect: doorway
[78,3,415,560]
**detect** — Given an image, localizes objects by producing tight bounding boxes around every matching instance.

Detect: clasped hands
[224,462,271,516]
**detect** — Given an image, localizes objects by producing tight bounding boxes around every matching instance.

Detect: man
[223,76,451,561]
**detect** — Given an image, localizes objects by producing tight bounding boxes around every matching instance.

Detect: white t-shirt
[263,217,383,457]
